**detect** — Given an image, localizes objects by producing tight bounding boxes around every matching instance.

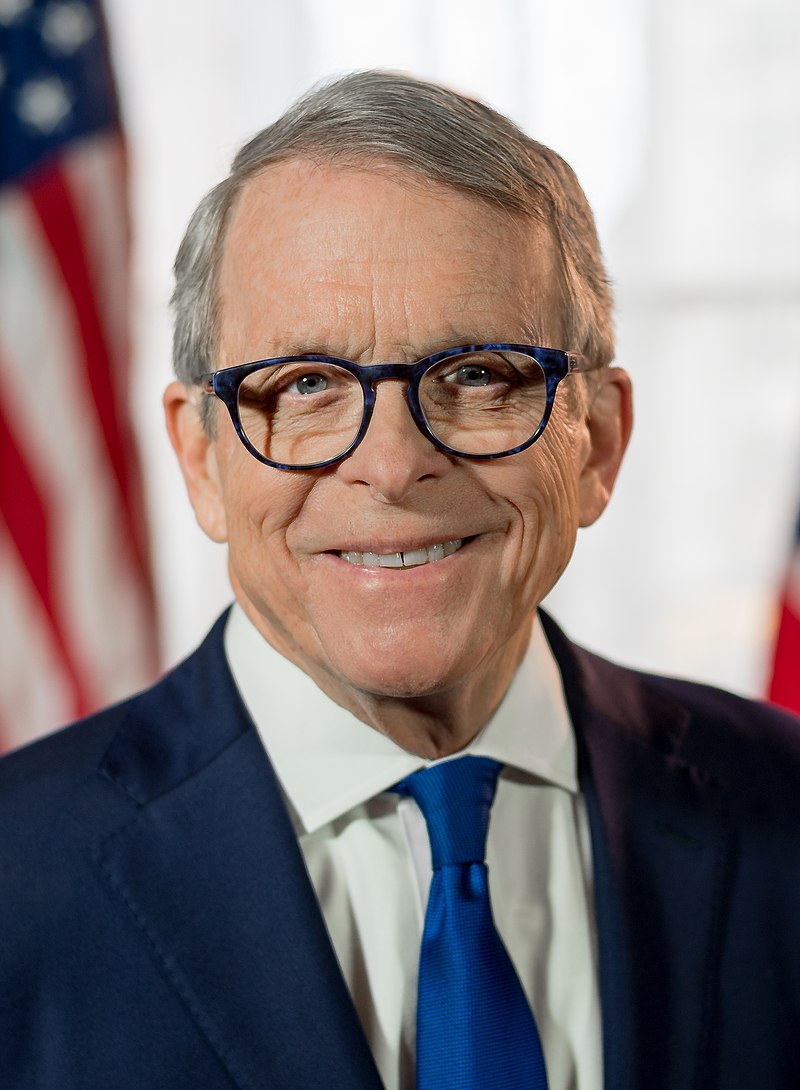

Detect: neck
[342,640,529,758]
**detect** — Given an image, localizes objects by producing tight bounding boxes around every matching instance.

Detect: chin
[328,642,470,701]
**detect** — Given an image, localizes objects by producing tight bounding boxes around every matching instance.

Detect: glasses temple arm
[566,353,603,373]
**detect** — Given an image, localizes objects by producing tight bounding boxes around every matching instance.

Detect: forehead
[217,158,561,361]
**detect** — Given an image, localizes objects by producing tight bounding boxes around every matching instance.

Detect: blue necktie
[394,756,549,1090]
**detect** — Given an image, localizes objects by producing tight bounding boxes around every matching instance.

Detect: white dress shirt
[224,604,603,1090]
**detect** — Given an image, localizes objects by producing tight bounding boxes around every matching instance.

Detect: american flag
[768,508,800,715]
[0,0,157,753]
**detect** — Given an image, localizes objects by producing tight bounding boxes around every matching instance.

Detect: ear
[163,382,229,543]
[577,367,633,528]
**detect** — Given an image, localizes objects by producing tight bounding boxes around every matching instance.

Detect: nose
[335,380,452,503]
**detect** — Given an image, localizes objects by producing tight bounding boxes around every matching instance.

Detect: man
[2,72,799,1090]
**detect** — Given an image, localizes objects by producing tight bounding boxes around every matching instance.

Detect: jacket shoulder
[540,610,800,797]
[641,668,800,794]
[0,613,232,824]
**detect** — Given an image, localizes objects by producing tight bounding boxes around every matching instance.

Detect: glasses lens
[419,350,548,456]
[237,361,363,466]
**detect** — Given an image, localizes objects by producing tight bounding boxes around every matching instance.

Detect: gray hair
[171,70,613,415]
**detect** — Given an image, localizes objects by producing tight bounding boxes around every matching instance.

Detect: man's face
[167,159,630,725]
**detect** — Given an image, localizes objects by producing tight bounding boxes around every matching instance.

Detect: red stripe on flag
[768,598,800,715]
[0,389,93,716]
[25,156,153,607]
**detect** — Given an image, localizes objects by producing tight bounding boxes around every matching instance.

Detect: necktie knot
[394,755,502,869]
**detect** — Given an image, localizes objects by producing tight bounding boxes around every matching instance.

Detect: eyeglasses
[199,343,599,471]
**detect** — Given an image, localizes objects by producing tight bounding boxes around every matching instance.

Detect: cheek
[534,400,586,514]
[489,416,585,595]
[531,424,587,581]
[220,462,313,595]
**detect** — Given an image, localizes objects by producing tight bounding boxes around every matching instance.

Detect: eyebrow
[250,328,549,362]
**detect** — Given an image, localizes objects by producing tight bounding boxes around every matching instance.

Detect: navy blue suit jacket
[2,611,800,1089]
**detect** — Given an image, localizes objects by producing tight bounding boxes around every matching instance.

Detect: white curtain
[105,0,800,695]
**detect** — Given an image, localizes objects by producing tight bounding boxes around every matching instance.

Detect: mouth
[336,538,465,569]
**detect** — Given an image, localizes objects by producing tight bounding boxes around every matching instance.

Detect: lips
[338,538,464,569]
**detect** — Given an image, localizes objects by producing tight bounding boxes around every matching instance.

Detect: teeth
[402,548,428,567]
[339,539,464,568]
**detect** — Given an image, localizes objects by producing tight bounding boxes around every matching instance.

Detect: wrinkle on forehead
[217,157,563,367]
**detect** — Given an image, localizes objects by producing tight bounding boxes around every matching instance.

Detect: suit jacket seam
[98,719,258,807]
[692,788,735,1090]
[91,837,252,1090]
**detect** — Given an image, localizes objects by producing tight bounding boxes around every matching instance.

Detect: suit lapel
[542,613,734,1090]
[95,616,382,1090]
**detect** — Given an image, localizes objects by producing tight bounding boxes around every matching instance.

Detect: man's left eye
[451,364,493,387]
[294,373,329,395]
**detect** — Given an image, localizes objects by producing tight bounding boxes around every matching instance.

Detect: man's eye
[293,373,328,395]
[451,364,493,387]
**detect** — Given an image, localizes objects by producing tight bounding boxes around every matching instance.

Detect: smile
[338,539,464,569]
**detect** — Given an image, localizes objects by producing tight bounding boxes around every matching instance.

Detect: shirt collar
[224,603,577,835]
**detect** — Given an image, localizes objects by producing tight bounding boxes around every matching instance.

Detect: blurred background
[2,0,799,751]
